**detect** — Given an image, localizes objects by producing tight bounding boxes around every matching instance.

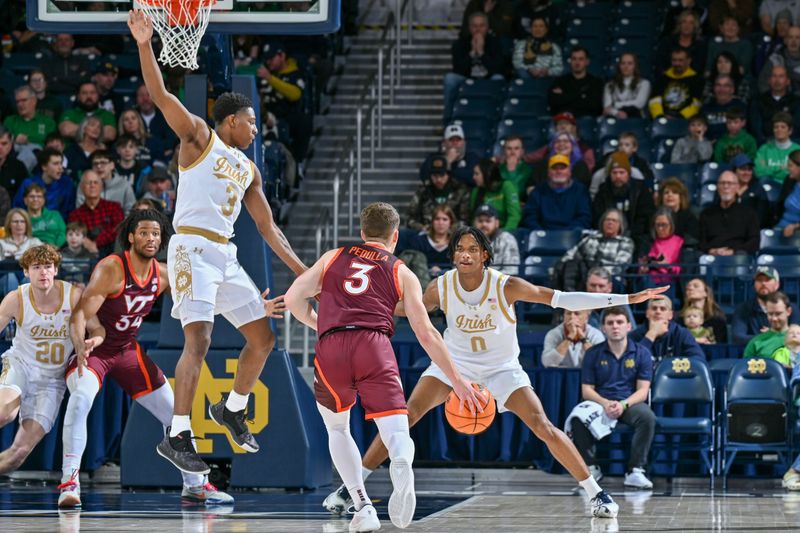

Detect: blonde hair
[681,306,704,320]
[4,208,32,238]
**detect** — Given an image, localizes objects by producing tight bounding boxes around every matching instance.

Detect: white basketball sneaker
[57,470,81,509]
[590,490,619,518]
[349,504,380,532]
[388,458,416,529]
[624,467,653,489]
[323,484,353,515]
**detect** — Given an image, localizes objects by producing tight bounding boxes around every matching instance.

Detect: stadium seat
[522,255,558,285]
[457,78,506,102]
[612,18,657,39]
[501,97,548,119]
[454,117,497,142]
[597,117,647,142]
[653,138,676,163]
[507,77,554,98]
[3,52,44,75]
[114,75,141,96]
[497,118,545,145]
[566,18,608,39]
[722,358,791,483]
[651,162,698,192]
[650,357,715,479]
[759,229,800,255]
[698,254,753,313]
[526,229,582,257]
[567,1,612,20]
[575,117,598,146]
[451,97,500,120]
[762,179,782,204]
[699,162,728,184]
[651,117,689,140]
[697,181,717,208]
[617,0,658,18]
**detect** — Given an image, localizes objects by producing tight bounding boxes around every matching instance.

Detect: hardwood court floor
[2,468,799,532]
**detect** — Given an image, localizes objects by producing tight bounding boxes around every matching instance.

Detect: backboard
[26,0,340,35]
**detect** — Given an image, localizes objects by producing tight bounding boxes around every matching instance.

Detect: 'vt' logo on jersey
[115,294,155,332]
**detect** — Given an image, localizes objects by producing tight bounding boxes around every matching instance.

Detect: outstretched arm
[128,10,209,146]
[503,276,670,309]
[70,258,123,376]
[244,165,306,276]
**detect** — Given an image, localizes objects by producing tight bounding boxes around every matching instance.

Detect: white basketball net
[137,0,216,70]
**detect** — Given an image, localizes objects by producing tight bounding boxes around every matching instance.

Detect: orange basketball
[444,383,496,435]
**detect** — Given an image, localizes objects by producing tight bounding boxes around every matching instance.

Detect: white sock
[317,403,371,511]
[362,466,373,481]
[225,390,249,413]
[170,415,191,437]
[62,371,100,482]
[136,383,204,487]
[579,475,602,499]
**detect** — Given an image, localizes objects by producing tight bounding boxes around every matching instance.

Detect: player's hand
[84,335,104,355]
[76,347,88,377]
[261,288,286,318]
[127,10,154,44]
[628,285,670,305]
[452,379,483,414]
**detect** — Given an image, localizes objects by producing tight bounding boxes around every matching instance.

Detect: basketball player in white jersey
[129,11,307,474]
[0,245,103,475]
[324,226,669,519]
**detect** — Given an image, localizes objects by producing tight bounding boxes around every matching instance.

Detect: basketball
[444,383,496,435]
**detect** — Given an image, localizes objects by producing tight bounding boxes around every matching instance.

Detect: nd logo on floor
[169,358,269,454]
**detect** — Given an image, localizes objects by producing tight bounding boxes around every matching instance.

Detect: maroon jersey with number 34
[95,251,160,354]
[317,243,403,338]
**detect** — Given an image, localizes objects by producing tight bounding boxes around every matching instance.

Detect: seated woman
[512,16,563,79]
[602,52,651,119]
[677,277,728,343]
[655,177,699,254]
[63,116,105,177]
[639,207,683,291]
[408,205,454,276]
[470,159,521,230]
[528,132,591,190]
[775,149,800,236]
[702,51,750,104]
[553,208,634,291]
[0,208,43,261]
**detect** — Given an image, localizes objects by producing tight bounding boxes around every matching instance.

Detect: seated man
[14,147,75,220]
[542,309,605,368]
[648,47,703,119]
[57,81,116,142]
[4,85,56,171]
[407,155,470,230]
[67,170,124,257]
[698,171,760,255]
[743,291,793,365]
[522,154,592,230]
[419,124,481,187]
[733,266,800,345]
[474,204,519,275]
[630,296,704,362]
[585,266,636,328]
[76,150,136,214]
[23,183,66,248]
[571,306,656,489]
[548,47,604,117]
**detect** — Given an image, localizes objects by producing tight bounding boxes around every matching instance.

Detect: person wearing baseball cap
[92,62,123,116]
[728,153,770,227]
[591,151,656,256]
[732,266,800,345]
[407,155,470,231]
[527,111,596,172]
[418,123,480,186]
[522,153,591,230]
[473,204,520,275]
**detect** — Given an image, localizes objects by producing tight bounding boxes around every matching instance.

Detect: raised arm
[399,265,481,412]
[70,258,123,376]
[128,10,209,146]
[503,275,669,309]
[243,165,306,276]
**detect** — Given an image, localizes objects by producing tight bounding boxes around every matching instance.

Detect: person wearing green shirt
[713,108,757,164]
[470,158,521,230]
[754,111,800,183]
[58,81,117,142]
[23,183,66,248]
[499,135,533,199]
[744,291,793,365]
[3,86,56,147]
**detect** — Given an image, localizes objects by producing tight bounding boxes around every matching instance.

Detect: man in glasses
[698,170,760,256]
[75,150,135,214]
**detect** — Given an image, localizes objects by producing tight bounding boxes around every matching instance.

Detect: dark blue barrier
[120,349,330,489]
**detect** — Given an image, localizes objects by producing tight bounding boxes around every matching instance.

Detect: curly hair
[212,92,253,124]
[448,226,493,267]
[19,244,61,270]
[116,208,174,252]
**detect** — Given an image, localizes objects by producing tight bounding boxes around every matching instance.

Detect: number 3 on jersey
[344,261,376,295]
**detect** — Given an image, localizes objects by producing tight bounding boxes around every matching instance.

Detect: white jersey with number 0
[437,268,519,369]
[1,280,73,376]
[173,130,255,238]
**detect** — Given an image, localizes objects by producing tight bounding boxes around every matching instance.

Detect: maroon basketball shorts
[314,329,407,419]
[66,342,166,399]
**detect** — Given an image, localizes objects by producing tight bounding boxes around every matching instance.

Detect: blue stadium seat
[526,229,582,257]
[497,118,544,144]
[651,162,698,192]
[575,117,598,146]
[697,181,717,208]
[467,137,493,158]
[507,77,554,98]
[567,1,612,20]
[617,0,658,18]
[101,53,141,75]
[522,255,558,285]
[760,229,800,255]
[566,18,608,39]
[722,358,791,483]
[457,78,506,102]
[650,357,715,479]
[0,69,24,97]
[501,97,548,119]
[699,162,728,184]
[451,97,500,120]
[114,75,141,96]
[698,254,753,313]
[651,117,689,140]
[762,179,782,204]
[653,138,676,163]
[612,18,657,39]
[4,52,44,76]
[597,117,647,142]
[454,117,496,141]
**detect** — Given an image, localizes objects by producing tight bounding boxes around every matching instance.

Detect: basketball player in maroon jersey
[285,202,481,532]
[59,209,236,508]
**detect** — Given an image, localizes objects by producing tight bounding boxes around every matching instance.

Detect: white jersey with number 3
[173,130,255,238]
[437,268,519,369]
[1,281,73,377]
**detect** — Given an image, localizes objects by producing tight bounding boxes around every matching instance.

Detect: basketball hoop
[136,0,216,70]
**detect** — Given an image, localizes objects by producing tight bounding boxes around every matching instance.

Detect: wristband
[550,290,629,311]
[620,400,628,411]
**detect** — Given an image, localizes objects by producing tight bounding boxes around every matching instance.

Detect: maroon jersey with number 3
[317,243,403,338]
[95,251,160,354]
